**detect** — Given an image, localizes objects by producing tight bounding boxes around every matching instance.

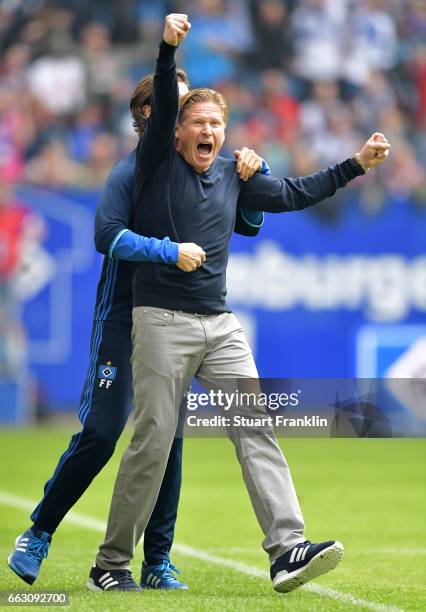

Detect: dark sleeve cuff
[348,156,366,177]
[240,209,264,228]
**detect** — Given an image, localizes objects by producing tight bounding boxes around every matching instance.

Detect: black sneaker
[271,540,344,593]
[86,564,141,592]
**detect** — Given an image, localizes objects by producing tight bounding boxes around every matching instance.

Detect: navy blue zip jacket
[98,41,364,315]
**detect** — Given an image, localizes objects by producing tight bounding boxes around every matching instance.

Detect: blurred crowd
[0,0,425,219]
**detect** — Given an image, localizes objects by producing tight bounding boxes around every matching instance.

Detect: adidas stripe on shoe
[141,560,188,590]
[87,565,141,592]
[271,540,344,593]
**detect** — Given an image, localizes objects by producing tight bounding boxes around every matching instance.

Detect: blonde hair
[178,88,228,125]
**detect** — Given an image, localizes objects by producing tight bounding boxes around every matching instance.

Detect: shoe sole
[86,578,103,592]
[141,583,189,590]
[273,541,344,593]
[7,555,35,585]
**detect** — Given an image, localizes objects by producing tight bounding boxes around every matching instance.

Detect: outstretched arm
[237,134,391,213]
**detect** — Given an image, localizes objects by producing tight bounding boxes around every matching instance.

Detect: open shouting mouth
[197,142,213,156]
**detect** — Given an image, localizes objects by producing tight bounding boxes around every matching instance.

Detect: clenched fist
[177,242,206,272]
[356,132,391,171]
[163,13,191,47]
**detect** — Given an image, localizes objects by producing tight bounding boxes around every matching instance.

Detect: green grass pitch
[0,427,425,611]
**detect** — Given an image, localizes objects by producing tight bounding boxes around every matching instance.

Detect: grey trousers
[96,307,305,569]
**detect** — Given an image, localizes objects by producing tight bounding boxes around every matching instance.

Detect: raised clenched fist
[355,132,391,171]
[163,13,191,47]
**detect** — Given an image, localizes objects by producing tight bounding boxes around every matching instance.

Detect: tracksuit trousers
[31,319,182,565]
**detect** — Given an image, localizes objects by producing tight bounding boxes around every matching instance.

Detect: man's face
[175,102,226,173]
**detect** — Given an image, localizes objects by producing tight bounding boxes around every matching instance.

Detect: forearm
[238,158,364,213]
[137,41,179,169]
[109,229,179,264]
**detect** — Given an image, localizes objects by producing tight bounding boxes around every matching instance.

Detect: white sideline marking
[365,548,426,555]
[0,491,406,612]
